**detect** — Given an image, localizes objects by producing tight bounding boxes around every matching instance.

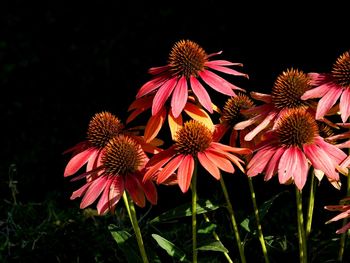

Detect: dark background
[1,1,349,262]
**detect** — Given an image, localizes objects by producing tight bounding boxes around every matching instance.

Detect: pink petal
[177,155,194,193]
[171,76,188,118]
[97,176,124,215]
[304,144,339,181]
[204,150,235,173]
[199,70,236,96]
[340,88,350,122]
[326,210,350,223]
[143,148,176,182]
[190,76,213,113]
[86,149,100,172]
[136,76,168,98]
[70,181,93,200]
[64,148,96,177]
[278,147,295,185]
[205,60,243,67]
[315,137,347,164]
[206,64,248,78]
[148,65,171,75]
[139,176,158,205]
[250,92,272,103]
[244,111,277,141]
[125,174,146,208]
[264,147,285,181]
[308,73,328,85]
[336,221,350,234]
[198,152,221,180]
[301,82,332,100]
[157,155,184,184]
[80,176,109,209]
[152,78,178,116]
[315,86,343,120]
[247,146,276,177]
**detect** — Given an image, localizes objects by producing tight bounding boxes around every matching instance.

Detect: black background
[1,1,349,261]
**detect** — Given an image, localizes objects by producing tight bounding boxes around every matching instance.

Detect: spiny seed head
[317,121,334,140]
[332,51,350,88]
[275,109,318,147]
[220,93,254,126]
[175,120,212,156]
[272,68,311,109]
[87,111,125,149]
[102,135,145,176]
[168,39,208,79]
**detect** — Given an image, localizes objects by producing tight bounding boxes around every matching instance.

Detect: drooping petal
[198,152,221,180]
[152,78,178,116]
[326,210,350,223]
[184,103,214,131]
[170,76,188,118]
[168,110,183,141]
[205,60,242,67]
[80,176,109,209]
[247,146,276,177]
[308,73,329,86]
[190,76,213,113]
[212,124,229,142]
[157,155,184,184]
[336,222,350,234]
[64,148,96,177]
[177,155,194,193]
[315,136,347,164]
[97,176,124,215]
[301,82,332,100]
[136,76,168,98]
[278,147,296,185]
[210,142,252,155]
[139,176,158,205]
[244,111,277,141]
[206,64,248,78]
[340,88,350,122]
[199,70,236,96]
[290,147,308,190]
[250,92,272,103]
[325,205,350,212]
[315,85,343,120]
[304,144,339,181]
[148,65,171,75]
[125,174,146,208]
[144,108,166,143]
[264,147,285,181]
[209,147,245,173]
[86,149,100,172]
[70,181,93,200]
[204,149,235,173]
[128,96,153,111]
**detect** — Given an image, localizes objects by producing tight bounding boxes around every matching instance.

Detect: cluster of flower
[63,39,350,256]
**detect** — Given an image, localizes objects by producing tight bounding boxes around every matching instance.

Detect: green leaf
[150,199,220,224]
[197,240,229,253]
[109,224,142,263]
[264,235,288,251]
[198,222,217,234]
[151,234,189,262]
[240,191,286,233]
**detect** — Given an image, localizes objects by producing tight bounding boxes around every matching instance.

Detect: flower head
[301,51,350,122]
[246,109,347,190]
[136,39,247,119]
[67,135,157,214]
[143,120,251,193]
[235,68,314,141]
[325,197,350,234]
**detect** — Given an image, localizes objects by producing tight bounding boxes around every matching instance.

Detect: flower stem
[338,170,350,262]
[220,176,246,263]
[295,187,307,263]
[247,177,269,263]
[203,214,233,263]
[306,171,316,239]
[123,192,149,263]
[191,166,198,263]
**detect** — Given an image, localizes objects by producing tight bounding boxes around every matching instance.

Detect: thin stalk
[192,166,198,263]
[247,177,269,263]
[191,165,198,263]
[338,170,350,262]
[306,171,317,239]
[123,192,149,263]
[295,187,307,263]
[203,214,233,263]
[220,176,246,263]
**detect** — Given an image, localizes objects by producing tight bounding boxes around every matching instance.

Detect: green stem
[295,187,307,263]
[123,192,149,263]
[247,177,269,263]
[220,176,246,263]
[306,171,317,239]
[338,171,350,262]
[203,214,233,263]
[192,166,198,263]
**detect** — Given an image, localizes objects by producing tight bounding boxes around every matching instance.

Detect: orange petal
[144,108,166,143]
[177,155,194,193]
[184,103,214,131]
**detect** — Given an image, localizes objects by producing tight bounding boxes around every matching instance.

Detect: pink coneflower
[214,93,259,152]
[143,120,251,193]
[246,109,347,190]
[64,111,161,178]
[235,68,314,141]
[136,39,247,118]
[66,135,157,214]
[301,51,350,122]
[325,197,350,234]
[127,95,215,143]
